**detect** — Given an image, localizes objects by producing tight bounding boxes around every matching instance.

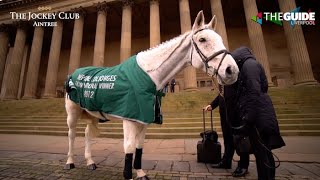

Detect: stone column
[0,48,13,100]
[179,0,197,91]
[93,2,108,67]
[150,0,160,47]
[2,21,27,99]
[43,20,63,98]
[0,25,10,90]
[68,8,86,74]
[209,0,229,49]
[278,0,317,85]
[120,0,133,62]
[22,26,44,99]
[243,0,273,86]
[17,44,29,99]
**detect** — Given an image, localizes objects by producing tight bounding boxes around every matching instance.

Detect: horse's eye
[199,38,206,43]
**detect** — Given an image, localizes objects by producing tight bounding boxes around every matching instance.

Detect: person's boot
[232,166,248,177]
[211,159,231,169]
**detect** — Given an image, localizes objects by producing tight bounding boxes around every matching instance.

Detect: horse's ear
[207,15,217,31]
[192,11,205,31]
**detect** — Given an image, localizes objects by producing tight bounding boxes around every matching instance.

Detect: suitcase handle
[202,109,213,132]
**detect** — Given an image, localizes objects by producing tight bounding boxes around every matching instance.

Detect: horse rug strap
[66,55,163,124]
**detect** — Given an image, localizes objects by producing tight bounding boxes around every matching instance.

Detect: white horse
[64,11,239,180]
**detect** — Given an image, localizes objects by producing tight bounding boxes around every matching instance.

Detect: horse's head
[190,11,239,85]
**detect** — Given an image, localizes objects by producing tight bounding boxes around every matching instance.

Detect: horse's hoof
[64,163,75,170]
[99,119,110,123]
[87,163,97,170]
[136,176,150,180]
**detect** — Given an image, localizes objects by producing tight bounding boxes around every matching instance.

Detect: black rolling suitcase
[197,109,221,164]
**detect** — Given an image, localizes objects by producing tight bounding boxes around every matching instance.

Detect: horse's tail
[65,75,75,98]
[85,118,100,138]
[65,75,79,101]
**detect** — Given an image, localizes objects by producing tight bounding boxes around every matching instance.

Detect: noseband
[191,28,230,77]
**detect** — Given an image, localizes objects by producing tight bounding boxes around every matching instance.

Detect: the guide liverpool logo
[251,7,316,28]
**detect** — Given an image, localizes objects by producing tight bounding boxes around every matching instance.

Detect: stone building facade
[0,0,318,100]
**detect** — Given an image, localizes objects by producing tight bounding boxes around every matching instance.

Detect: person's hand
[203,105,212,111]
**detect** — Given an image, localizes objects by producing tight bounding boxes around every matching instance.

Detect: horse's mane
[140,33,187,53]
[137,31,191,72]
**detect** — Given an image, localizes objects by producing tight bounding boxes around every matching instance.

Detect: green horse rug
[66,55,163,125]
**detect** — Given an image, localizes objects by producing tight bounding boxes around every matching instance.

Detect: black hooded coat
[231,47,285,150]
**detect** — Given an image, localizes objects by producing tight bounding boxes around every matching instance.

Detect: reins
[211,77,245,130]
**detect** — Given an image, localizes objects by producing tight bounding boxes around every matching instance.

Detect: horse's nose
[225,66,233,76]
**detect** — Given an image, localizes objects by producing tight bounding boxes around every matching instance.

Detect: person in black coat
[170,79,176,93]
[204,75,250,177]
[231,46,286,180]
[204,85,234,169]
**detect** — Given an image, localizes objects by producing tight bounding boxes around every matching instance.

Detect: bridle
[190,27,231,77]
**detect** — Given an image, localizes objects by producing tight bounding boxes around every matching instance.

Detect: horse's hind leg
[83,112,99,170]
[134,125,148,179]
[64,98,82,170]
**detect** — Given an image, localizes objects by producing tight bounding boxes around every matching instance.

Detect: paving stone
[276,163,292,176]
[205,175,227,180]
[18,152,66,162]
[155,160,173,171]
[114,159,124,168]
[282,162,319,179]
[108,151,124,158]
[187,177,196,180]
[187,174,206,178]
[196,177,206,180]
[159,139,185,148]
[91,156,106,165]
[143,140,162,152]
[182,154,197,161]
[290,174,316,180]
[295,162,320,177]
[0,145,319,180]
[171,176,180,180]
[155,175,164,179]
[189,161,209,173]
[247,162,258,177]
[153,147,185,154]
[0,151,36,158]
[98,157,122,167]
[163,175,173,179]
[165,170,179,174]
[144,153,182,161]
[142,160,157,170]
[206,163,228,174]
[172,161,190,172]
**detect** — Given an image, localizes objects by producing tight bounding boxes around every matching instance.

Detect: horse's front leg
[123,120,139,180]
[134,125,149,180]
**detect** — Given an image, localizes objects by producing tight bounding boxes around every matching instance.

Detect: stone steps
[0,129,319,138]
[0,87,319,138]
[0,118,319,127]
[0,124,320,133]
[0,113,319,119]
[1,104,319,114]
